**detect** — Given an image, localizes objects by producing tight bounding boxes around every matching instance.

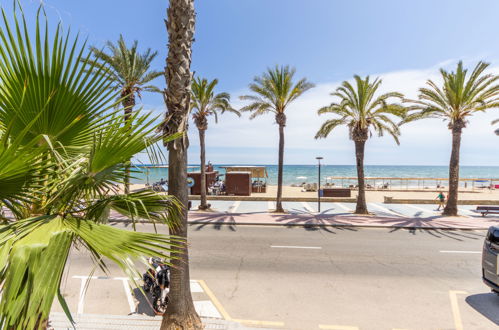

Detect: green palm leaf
[0,6,183,328]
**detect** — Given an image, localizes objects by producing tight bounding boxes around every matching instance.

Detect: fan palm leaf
[0,6,183,328]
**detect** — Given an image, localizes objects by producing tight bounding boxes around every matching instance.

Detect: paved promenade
[184,200,499,230]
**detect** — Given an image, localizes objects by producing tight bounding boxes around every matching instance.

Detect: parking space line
[318,325,359,330]
[301,202,315,212]
[193,300,222,319]
[369,203,407,217]
[449,290,467,330]
[197,280,284,327]
[77,277,87,314]
[197,280,232,320]
[113,277,135,314]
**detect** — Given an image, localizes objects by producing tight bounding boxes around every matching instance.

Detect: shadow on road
[388,225,485,240]
[466,293,499,325]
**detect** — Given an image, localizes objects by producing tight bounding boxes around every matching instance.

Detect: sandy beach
[128,183,499,203]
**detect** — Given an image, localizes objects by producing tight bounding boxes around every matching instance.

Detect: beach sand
[128,183,499,202]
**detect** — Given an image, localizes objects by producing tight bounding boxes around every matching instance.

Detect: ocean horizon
[132,164,499,186]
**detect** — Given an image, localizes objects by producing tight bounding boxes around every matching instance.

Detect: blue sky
[9,0,499,165]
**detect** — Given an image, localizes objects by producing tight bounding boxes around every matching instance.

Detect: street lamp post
[316,156,323,213]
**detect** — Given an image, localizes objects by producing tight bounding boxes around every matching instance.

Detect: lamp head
[316,156,323,160]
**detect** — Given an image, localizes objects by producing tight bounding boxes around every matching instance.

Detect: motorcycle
[143,257,170,314]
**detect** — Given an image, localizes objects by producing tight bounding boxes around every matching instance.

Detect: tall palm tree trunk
[354,139,368,214]
[163,147,200,328]
[122,92,135,194]
[443,123,463,216]
[198,127,208,209]
[275,113,286,213]
[161,0,202,329]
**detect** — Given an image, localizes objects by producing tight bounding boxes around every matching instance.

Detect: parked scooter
[143,257,170,314]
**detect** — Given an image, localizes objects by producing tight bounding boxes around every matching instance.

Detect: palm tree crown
[403,61,499,128]
[191,77,240,129]
[88,35,163,99]
[239,65,314,124]
[315,75,406,143]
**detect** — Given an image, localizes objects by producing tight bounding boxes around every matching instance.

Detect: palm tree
[88,35,163,194]
[161,0,203,329]
[240,66,314,213]
[315,75,406,214]
[404,61,499,216]
[191,77,240,210]
[0,8,183,329]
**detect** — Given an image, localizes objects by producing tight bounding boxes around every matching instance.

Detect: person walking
[436,191,446,211]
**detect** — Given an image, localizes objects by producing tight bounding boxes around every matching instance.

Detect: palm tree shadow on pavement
[190,212,237,232]
[272,209,366,232]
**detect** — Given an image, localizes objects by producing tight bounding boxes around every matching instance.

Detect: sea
[132,165,499,187]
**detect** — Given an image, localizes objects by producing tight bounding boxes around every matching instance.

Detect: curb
[109,217,490,231]
[186,220,489,231]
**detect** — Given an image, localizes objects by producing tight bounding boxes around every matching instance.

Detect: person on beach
[436,191,446,211]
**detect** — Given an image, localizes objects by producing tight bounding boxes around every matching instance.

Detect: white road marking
[458,208,476,217]
[193,300,222,318]
[335,203,353,212]
[271,245,322,250]
[229,201,241,213]
[190,280,203,293]
[113,277,136,313]
[440,250,481,254]
[74,276,98,314]
[369,203,407,217]
[268,201,275,210]
[71,276,205,314]
[405,204,438,214]
[301,202,315,212]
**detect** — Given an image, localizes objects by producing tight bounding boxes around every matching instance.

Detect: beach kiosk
[187,170,218,195]
[221,166,268,195]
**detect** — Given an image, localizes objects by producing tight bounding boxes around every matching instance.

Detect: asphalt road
[56,224,499,330]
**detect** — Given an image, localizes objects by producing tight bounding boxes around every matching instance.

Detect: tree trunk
[443,124,463,216]
[122,92,135,195]
[198,127,208,209]
[354,139,368,214]
[162,146,201,329]
[275,123,285,213]
[161,0,202,329]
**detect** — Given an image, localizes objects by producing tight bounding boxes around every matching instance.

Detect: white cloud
[136,61,499,166]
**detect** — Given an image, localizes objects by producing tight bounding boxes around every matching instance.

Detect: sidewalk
[187,210,499,230]
[49,313,267,330]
